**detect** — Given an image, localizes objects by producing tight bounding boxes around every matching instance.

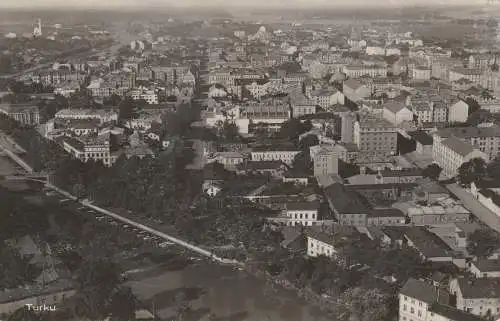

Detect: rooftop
[410,131,433,145]
[428,303,484,321]
[324,183,371,214]
[471,259,500,273]
[441,136,475,157]
[456,277,500,299]
[400,278,438,304]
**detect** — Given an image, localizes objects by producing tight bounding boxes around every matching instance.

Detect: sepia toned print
[0,1,500,321]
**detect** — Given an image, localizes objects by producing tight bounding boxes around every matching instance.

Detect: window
[410,308,415,314]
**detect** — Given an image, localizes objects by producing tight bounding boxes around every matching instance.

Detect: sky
[0,0,487,9]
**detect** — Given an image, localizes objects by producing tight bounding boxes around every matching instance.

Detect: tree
[464,97,481,115]
[118,97,138,127]
[456,158,487,186]
[467,229,500,258]
[422,164,442,180]
[0,246,40,289]
[292,151,313,174]
[467,110,492,126]
[339,286,393,321]
[299,134,319,150]
[481,88,495,101]
[109,286,136,321]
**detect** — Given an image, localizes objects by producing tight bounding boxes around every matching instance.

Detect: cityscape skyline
[0,0,488,9]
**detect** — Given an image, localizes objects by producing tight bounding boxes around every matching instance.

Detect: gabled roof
[400,278,438,303]
[428,303,484,321]
[441,136,475,157]
[384,101,409,114]
[471,259,500,273]
[456,277,500,299]
[343,78,363,91]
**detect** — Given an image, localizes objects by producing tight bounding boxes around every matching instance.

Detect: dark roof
[404,227,454,258]
[471,259,500,272]
[400,278,438,304]
[428,303,484,321]
[343,78,363,91]
[456,278,500,299]
[410,130,434,145]
[324,183,371,214]
[345,183,418,190]
[369,208,406,218]
[244,160,286,171]
[474,179,500,189]
[380,168,423,177]
[382,226,409,241]
[441,136,474,157]
[286,201,320,211]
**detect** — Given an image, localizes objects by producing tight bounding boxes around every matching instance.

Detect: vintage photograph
[0,0,500,320]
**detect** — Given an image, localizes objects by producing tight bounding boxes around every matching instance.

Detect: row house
[127,88,159,104]
[271,202,321,227]
[55,108,118,124]
[342,64,387,78]
[152,65,190,84]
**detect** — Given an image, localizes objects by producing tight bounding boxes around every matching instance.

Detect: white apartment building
[399,278,485,321]
[307,234,337,258]
[433,126,500,162]
[342,64,387,78]
[63,134,117,167]
[412,66,432,81]
[55,109,118,124]
[383,102,414,125]
[128,88,159,104]
[399,278,438,321]
[310,145,340,176]
[310,88,345,108]
[432,136,489,178]
[250,149,301,165]
[449,278,500,318]
[282,202,320,227]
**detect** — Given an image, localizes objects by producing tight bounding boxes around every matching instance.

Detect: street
[446,183,500,234]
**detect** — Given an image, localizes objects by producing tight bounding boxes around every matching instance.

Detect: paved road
[446,183,500,233]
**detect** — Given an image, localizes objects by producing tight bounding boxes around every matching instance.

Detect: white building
[250,149,300,165]
[307,233,337,258]
[55,109,118,124]
[432,136,489,178]
[63,133,117,167]
[448,100,469,123]
[282,202,320,227]
[449,278,500,318]
[128,88,159,104]
[383,102,414,125]
[399,278,438,321]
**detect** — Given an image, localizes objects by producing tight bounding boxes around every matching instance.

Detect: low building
[469,259,500,278]
[55,109,118,124]
[399,278,438,321]
[367,208,406,226]
[449,277,500,318]
[404,227,455,262]
[279,202,320,227]
[236,160,288,177]
[250,148,300,165]
[306,226,361,257]
[0,103,40,125]
[410,131,433,156]
[407,204,470,226]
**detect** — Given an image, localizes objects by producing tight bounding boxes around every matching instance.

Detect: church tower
[33,18,42,38]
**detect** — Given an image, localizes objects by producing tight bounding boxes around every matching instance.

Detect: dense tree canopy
[467,229,500,258]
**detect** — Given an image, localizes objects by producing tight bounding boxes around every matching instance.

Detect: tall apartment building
[354,116,398,158]
[449,67,483,84]
[433,126,500,161]
[309,145,339,176]
[341,112,357,144]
